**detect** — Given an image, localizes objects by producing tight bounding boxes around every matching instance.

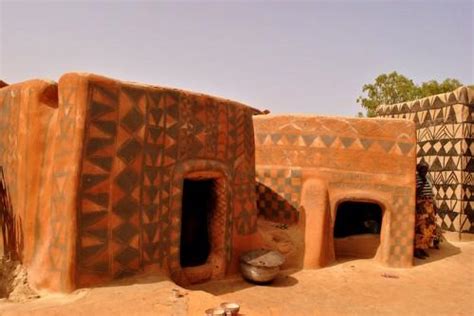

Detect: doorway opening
[180,178,216,268]
[334,201,383,259]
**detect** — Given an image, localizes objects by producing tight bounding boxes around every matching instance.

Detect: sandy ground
[0,240,472,316]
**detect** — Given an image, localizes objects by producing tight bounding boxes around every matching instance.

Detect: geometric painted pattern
[255,168,301,224]
[0,81,81,292]
[332,181,414,267]
[167,160,233,283]
[77,83,118,285]
[48,83,82,291]
[141,90,165,267]
[377,86,474,234]
[0,79,91,292]
[255,133,415,156]
[230,105,259,237]
[76,75,259,287]
[253,116,417,229]
[110,86,144,279]
[0,87,20,210]
[253,115,416,268]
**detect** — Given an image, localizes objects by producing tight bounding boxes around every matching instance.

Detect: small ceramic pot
[220,302,240,315]
[205,307,226,316]
[239,249,285,283]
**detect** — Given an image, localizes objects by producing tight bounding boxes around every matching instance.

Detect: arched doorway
[333,201,383,259]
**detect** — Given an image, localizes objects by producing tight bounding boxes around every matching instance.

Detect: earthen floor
[0,240,472,315]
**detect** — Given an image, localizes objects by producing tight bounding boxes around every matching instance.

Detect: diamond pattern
[115,168,139,193]
[79,78,257,286]
[377,86,474,235]
[121,107,144,133]
[4,74,258,289]
[77,81,118,287]
[113,222,139,244]
[117,139,143,164]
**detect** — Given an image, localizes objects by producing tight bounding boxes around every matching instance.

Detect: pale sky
[0,0,472,116]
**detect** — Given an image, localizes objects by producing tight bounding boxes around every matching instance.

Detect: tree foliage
[357,72,463,117]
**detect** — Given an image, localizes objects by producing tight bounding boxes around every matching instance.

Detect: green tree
[357,72,463,117]
[417,78,463,97]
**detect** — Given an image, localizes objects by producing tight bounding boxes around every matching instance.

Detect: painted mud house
[0,73,262,292]
[254,115,417,268]
[376,87,474,239]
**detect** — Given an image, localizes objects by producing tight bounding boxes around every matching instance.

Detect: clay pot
[220,302,240,315]
[239,249,285,283]
[205,308,226,316]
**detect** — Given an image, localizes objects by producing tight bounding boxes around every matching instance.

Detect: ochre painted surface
[0,73,260,291]
[254,115,417,268]
[0,73,420,292]
[0,78,82,292]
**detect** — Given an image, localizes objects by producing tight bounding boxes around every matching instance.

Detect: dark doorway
[334,201,383,259]
[180,178,215,267]
[334,201,382,238]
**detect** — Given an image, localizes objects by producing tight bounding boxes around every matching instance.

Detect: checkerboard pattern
[330,182,415,267]
[387,187,415,267]
[256,168,302,223]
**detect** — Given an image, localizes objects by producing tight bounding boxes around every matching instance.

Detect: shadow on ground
[413,239,462,266]
[186,269,299,296]
[69,237,461,295]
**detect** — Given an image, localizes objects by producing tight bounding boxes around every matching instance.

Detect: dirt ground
[0,240,472,316]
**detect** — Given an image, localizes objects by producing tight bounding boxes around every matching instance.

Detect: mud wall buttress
[301,178,333,268]
[0,78,84,292]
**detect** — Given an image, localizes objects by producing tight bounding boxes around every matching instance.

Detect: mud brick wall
[0,73,260,291]
[377,87,474,235]
[0,79,83,292]
[254,115,417,268]
[69,73,259,288]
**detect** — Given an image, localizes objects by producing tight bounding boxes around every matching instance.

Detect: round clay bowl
[205,308,226,316]
[240,249,285,283]
[220,302,240,315]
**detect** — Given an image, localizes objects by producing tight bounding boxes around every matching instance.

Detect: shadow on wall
[256,182,299,224]
[0,166,24,261]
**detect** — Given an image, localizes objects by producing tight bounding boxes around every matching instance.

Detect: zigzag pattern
[376,86,473,116]
[417,124,464,141]
[233,107,258,236]
[417,140,464,157]
[77,83,118,283]
[110,86,145,279]
[75,78,258,285]
[47,85,80,288]
[141,90,165,266]
[255,133,415,156]
[430,171,463,185]
[419,156,463,171]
